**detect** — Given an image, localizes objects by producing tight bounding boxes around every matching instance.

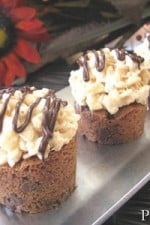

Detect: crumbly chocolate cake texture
[0,138,76,213]
[76,103,146,144]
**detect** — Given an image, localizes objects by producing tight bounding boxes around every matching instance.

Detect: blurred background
[22,0,150,89]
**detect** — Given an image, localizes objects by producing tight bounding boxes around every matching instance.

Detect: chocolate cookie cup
[69,48,150,144]
[0,87,79,213]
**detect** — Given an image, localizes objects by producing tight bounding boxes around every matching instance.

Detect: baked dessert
[0,86,79,213]
[69,48,150,144]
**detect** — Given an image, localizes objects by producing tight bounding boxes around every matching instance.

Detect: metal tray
[0,86,150,225]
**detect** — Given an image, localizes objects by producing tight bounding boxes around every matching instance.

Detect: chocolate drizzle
[129,52,144,69]
[77,48,145,81]
[93,50,105,71]
[115,48,144,69]
[77,54,89,81]
[77,50,106,82]
[115,49,125,61]
[13,94,41,133]
[0,87,66,158]
[39,97,61,157]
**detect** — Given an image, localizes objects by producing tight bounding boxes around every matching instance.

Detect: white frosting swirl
[69,48,150,114]
[0,88,79,167]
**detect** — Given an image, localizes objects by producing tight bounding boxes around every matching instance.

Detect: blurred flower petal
[10,7,36,21]
[0,0,49,86]
[15,38,41,63]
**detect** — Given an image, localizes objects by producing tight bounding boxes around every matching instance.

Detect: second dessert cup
[69,48,150,144]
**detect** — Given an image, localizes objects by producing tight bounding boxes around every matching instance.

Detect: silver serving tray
[0,86,150,225]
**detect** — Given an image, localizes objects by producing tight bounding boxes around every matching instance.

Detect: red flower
[0,0,49,86]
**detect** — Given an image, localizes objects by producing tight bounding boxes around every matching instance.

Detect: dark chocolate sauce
[115,49,125,61]
[77,54,89,81]
[129,52,144,69]
[13,95,41,133]
[83,54,89,81]
[77,50,106,82]
[93,50,105,71]
[77,48,145,82]
[115,48,144,69]
[0,87,66,158]
[39,97,61,157]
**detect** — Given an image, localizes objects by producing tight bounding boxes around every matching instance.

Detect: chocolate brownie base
[76,103,146,144]
[0,137,76,213]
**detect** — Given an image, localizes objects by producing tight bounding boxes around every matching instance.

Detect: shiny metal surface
[0,86,150,225]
